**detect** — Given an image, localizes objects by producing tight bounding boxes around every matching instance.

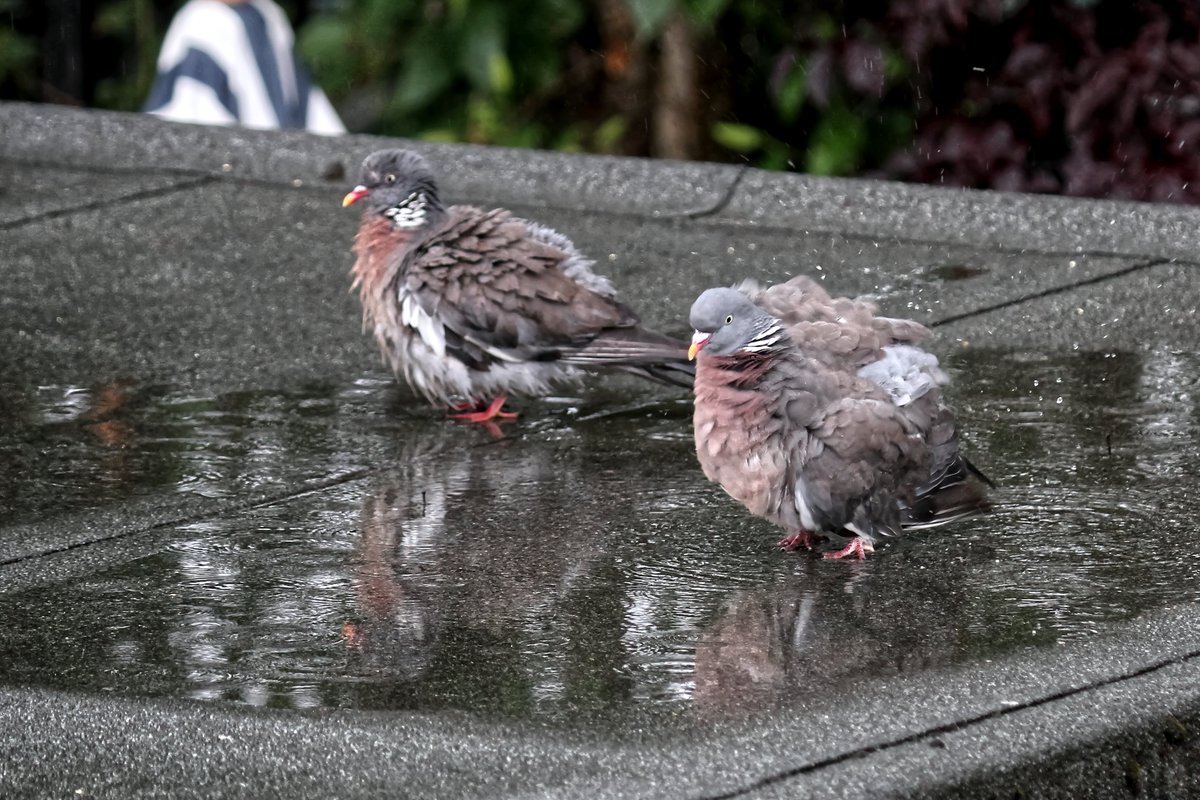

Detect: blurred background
[4,0,1200,203]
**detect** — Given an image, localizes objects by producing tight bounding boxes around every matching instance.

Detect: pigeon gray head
[688,287,787,359]
[342,149,446,229]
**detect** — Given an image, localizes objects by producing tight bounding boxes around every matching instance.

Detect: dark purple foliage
[884,0,1200,203]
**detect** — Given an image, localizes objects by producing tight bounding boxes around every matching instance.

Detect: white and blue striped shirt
[144,0,345,134]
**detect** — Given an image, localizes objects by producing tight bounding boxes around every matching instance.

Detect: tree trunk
[654,12,700,160]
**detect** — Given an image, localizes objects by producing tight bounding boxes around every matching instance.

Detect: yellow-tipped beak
[688,331,710,361]
[342,185,369,207]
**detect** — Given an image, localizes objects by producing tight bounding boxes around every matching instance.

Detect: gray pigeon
[343,149,692,423]
[688,279,991,559]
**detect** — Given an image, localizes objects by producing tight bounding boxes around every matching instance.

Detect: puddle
[1,348,1199,731]
[925,263,989,282]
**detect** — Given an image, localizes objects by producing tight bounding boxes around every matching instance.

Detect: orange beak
[688,331,711,361]
[342,185,369,207]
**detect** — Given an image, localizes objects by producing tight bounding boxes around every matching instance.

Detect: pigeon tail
[902,454,992,529]
[561,326,694,387]
[616,361,695,389]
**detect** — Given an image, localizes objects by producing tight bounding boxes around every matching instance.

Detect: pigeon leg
[777,530,818,551]
[447,394,519,423]
[822,538,875,560]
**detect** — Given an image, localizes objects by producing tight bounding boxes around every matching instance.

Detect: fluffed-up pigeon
[342,149,693,422]
[688,275,991,559]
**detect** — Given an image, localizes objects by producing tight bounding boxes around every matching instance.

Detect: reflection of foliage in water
[0,378,384,526]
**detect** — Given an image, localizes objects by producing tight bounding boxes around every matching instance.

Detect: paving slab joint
[0,175,217,231]
[930,257,1178,328]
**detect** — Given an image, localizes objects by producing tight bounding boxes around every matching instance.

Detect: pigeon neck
[702,350,778,387]
[379,191,446,231]
[351,216,417,297]
[740,321,786,354]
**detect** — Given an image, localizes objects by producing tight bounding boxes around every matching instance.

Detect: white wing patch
[463,334,523,363]
[400,288,445,357]
[794,482,818,530]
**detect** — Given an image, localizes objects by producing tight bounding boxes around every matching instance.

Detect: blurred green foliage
[297,0,591,150]
[10,0,1196,202]
[0,0,37,94]
[0,0,920,176]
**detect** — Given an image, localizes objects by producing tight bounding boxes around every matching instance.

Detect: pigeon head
[688,287,786,360]
[342,149,445,229]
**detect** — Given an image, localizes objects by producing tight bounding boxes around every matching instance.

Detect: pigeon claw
[822,538,874,560]
[447,394,519,423]
[777,530,819,551]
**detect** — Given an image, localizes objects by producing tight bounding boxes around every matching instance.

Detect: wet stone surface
[1,345,1198,734]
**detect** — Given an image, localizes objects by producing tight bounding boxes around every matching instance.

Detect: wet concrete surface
[3,103,1200,797]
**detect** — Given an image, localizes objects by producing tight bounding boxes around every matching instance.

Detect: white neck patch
[740,322,784,353]
[384,192,428,229]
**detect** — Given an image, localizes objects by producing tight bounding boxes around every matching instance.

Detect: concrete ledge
[6,102,1200,259]
[2,604,1199,798]
[4,101,1200,799]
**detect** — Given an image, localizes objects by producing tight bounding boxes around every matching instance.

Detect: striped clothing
[144,0,344,134]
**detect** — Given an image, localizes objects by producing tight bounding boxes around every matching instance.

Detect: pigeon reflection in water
[343,431,606,702]
[693,561,965,717]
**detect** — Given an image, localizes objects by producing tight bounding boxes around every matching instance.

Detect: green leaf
[776,63,807,123]
[683,0,731,27]
[93,1,134,37]
[487,50,514,95]
[759,140,793,172]
[419,128,461,143]
[883,48,909,83]
[805,105,867,176]
[460,3,509,93]
[712,121,764,153]
[0,29,36,81]
[594,115,627,152]
[447,0,471,22]
[392,35,456,112]
[626,0,676,38]
[811,12,837,43]
[297,17,355,89]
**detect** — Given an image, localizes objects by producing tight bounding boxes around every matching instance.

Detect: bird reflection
[693,557,966,718]
[341,428,607,706]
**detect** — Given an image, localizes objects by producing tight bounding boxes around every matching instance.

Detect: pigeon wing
[403,206,642,370]
[779,362,931,540]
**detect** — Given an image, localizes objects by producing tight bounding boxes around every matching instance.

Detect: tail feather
[616,361,694,389]
[902,454,992,530]
[560,326,693,388]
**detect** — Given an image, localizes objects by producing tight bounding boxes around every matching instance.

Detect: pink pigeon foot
[447,394,519,423]
[777,530,819,551]
[822,538,875,560]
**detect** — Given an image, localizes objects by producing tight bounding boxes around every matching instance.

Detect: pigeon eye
[385,174,397,184]
[724,315,734,325]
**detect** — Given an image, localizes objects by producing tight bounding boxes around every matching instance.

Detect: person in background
[144,0,345,134]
